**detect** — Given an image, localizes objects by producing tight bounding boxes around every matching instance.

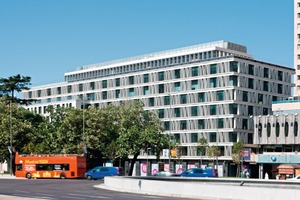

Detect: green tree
[116,100,166,176]
[84,105,120,163]
[0,99,44,172]
[0,74,31,103]
[207,145,218,167]
[232,140,244,177]
[197,138,208,167]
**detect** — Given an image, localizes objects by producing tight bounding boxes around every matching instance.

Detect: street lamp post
[9,100,12,176]
[168,93,172,172]
[216,110,218,176]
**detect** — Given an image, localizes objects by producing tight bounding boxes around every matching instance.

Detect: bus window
[16,164,22,171]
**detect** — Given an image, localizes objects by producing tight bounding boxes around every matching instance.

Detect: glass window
[191,106,198,116]
[294,122,298,137]
[198,92,205,102]
[115,78,120,87]
[263,81,268,91]
[149,97,154,107]
[263,68,269,78]
[129,88,135,97]
[217,91,224,101]
[78,84,83,92]
[87,93,95,101]
[229,132,237,142]
[90,82,95,90]
[129,76,134,85]
[258,93,263,104]
[229,104,238,114]
[164,96,170,105]
[57,87,61,94]
[230,61,238,72]
[209,132,216,142]
[158,109,164,118]
[143,74,149,83]
[115,90,120,98]
[278,84,283,94]
[285,122,289,137]
[248,106,253,116]
[174,134,180,143]
[210,78,217,88]
[249,64,254,75]
[210,105,217,115]
[102,80,107,88]
[158,84,164,93]
[143,86,149,95]
[174,82,181,92]
[218,118,224,128]
[174,108,180,117]
[191,80,198,90]
[174,69,181,79]
[210,64,217,74]
[267,123,271,137]
[198,119,205,129]
[248,78,254,89]
[243,91,248,102]
[164,121,170,130]
[180,120,187,130]
[191,133,198,143]
[192,66,198,76]
[180,94,187,104]
[67,86,72,93]
[276,123,280,137]
[158,72,165,81]
[47,88,51,96]
[28,91,32,98]
[229,76,238,86]
[102,91,107,100]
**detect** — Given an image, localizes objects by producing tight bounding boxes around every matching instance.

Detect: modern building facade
[22,40,294,176]
[295,0,300,95]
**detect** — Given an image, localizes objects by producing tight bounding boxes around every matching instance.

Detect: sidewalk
[0,174,16,179]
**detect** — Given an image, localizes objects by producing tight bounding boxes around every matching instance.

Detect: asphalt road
[0,178,196,200]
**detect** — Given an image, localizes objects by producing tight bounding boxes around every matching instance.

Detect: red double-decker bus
[15,152,86,179]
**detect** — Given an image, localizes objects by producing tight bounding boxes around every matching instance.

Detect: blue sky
[0,0,293,86]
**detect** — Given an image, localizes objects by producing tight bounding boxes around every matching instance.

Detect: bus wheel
[60,173,66,179]
[26,173,32,179]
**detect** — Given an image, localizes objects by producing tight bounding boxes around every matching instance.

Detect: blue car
[85,166,122,180]
[180,168,218,177]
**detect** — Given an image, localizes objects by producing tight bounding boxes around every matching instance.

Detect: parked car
[287,174,300,181]
[85,166,123,180]
[179,168,218,178]
[153,171,178,177]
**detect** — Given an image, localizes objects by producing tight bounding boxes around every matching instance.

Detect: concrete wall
[102,176,300,200]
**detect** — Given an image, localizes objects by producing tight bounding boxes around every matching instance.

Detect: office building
[295,0,300,95]
[22,40,294,176]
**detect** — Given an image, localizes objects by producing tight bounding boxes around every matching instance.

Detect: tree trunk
[128,153,139,176]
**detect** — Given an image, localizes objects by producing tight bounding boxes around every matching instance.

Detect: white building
[22,40,294,176]
[295,0,300,95]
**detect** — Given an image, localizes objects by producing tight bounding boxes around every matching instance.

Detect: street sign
[7,146,12,154]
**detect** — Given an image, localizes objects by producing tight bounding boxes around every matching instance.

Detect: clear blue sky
[0,0,293,86]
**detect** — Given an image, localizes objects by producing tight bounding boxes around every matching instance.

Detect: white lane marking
[68,193,110,199]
